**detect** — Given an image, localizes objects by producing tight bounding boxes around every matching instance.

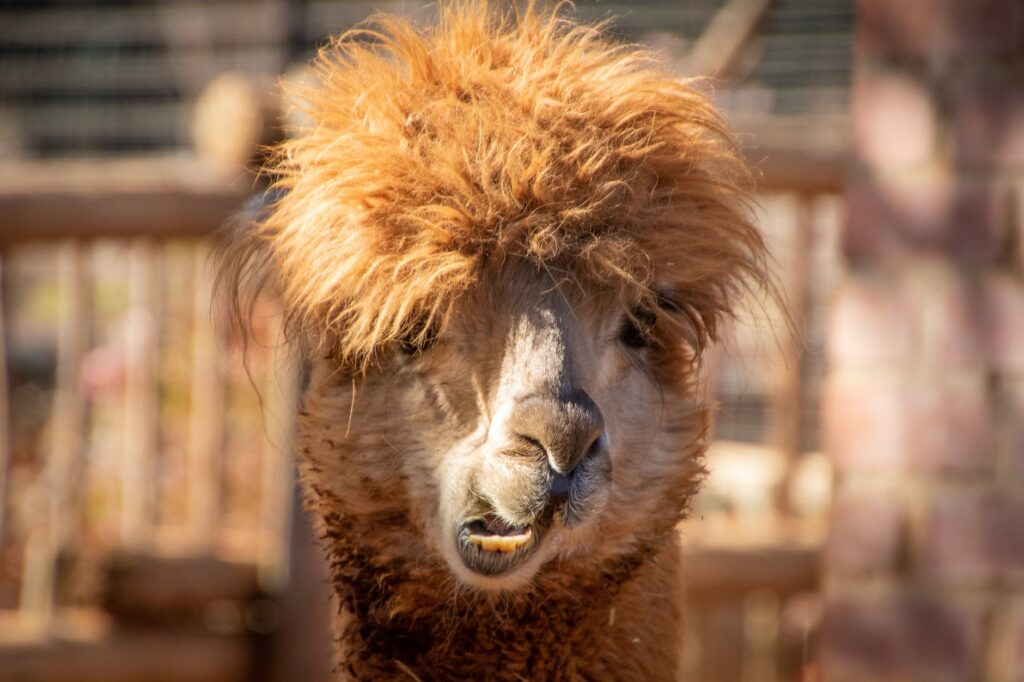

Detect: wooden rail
[0,149,845,246]
[0,158,251,245]
[749,147,847,195]
[1,632,253,682]
[686,0,773,78]
[0,260,9,543]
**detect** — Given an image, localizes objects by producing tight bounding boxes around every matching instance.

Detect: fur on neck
[309,484,685,681]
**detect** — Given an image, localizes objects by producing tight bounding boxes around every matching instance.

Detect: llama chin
[216,2,769,679]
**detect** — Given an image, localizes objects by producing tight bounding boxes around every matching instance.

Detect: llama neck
[317,508,681,681]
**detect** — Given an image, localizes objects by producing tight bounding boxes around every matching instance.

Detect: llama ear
[211,189,283,347]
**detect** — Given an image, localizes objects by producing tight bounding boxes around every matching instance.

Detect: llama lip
[455,513,544,576]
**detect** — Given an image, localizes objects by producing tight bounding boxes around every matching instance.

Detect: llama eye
[398,317,439,355]
[619,308,657,350]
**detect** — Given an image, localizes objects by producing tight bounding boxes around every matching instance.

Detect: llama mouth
[455,512,545,576]
[466,515,533,552]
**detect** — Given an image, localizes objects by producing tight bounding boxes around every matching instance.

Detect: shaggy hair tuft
[220,0,768,369]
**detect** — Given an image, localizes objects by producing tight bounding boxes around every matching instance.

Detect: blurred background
[0,1,1020,681]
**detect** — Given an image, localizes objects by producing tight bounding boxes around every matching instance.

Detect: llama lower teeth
[468,531,532,553]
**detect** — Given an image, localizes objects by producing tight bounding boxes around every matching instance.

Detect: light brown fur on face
[217,2,769,679]
[297,259,706,678]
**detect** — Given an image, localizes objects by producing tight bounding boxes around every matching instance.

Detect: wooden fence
[0,145,844,681]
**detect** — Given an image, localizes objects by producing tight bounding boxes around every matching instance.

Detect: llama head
[219,1,769,593]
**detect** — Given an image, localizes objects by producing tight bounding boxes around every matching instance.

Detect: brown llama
[218,2,769,679]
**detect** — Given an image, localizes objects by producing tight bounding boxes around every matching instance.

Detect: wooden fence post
[0,256,11,545]
[19,242,89,624]
[186,244,226,551]
[122,240,160,551]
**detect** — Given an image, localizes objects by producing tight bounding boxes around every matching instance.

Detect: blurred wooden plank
[121,241,160,552]
[0,149,840,246]
[767,195,814,513]
[747,147,847,195]
[685,544,820,605]
[48,245,91,554]
[19,244,90,622]
[0,631,252,682]
[686,0,772,77]
[0,258,9,544]
[0,158,251,244]
[103,555,261,624]
[186,245,226,551]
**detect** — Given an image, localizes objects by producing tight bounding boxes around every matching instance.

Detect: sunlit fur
[217,2,769,679]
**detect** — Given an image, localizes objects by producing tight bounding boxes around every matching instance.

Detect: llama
[219,2,768,678]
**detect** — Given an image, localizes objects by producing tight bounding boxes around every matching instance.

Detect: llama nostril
[586,433,607,460]
[548,471,573,505]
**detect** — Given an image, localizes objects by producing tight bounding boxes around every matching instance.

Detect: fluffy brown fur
[217,2,769,679]
[225,0,764,369]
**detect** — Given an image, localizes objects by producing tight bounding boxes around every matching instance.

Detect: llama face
[221,4,768,606]
[297,259,707,592]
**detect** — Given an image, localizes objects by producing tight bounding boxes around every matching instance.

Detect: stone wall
[821,2,1024,680]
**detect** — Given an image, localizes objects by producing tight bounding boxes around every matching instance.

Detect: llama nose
[508,390,607,475]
